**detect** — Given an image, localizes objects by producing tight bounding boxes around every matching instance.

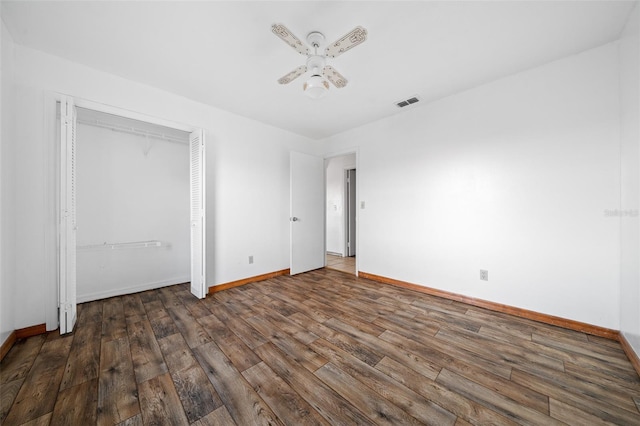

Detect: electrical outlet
[249,256,254,264]
[480,269,488,281]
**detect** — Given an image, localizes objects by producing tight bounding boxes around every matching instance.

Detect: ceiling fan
[271,23,368,99]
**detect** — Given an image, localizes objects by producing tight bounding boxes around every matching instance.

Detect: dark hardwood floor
[1,269,640,425]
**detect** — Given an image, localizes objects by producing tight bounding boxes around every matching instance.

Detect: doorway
[325,153,356,275]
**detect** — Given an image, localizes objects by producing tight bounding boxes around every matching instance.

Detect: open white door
[290,151,325,275]
[59,97,77,334]
[190,129,207,298]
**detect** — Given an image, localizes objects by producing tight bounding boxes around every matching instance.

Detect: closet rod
[77,117,189,145]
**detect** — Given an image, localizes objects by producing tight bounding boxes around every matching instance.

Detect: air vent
[395,96,420,108]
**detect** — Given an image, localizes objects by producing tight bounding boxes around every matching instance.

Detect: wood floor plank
[167,304,212,349]
[77,300,104,324]
[254,341,372,425]
[454,417,474,426]
[138,372,189,425]
[206,301,269,349]
[436,368,564,425]
[258,281,332,323]
[193,341,282,426]
[50,377,98,425]
[514,358,639,414]
[532,331,634,369]
[19,412,52,426]
[243,361,331,426]
[142,299,164,315]
[378,326,552,413]
[549,398,616,425]
[375,356,518,425]
[159,334,195,372]
[128,319,168,383]
[315,361,423,425]
[436,325,565,372]
[3,364,65,424]
[149,310,180,339]
[176,288,213,319]
[246,314,327,372]
[288,312,385,368]
[116,413,143,426]
[139,289,160,304]
[122,294,146,318]
[380,328,512,379]
[170,364,223,423]
[311,338,457,425]
[250,302,320,345]
[192,405,237,426]
[102,298,128,342]
[511,368,640,424]
[60,320,101,390]
[266,285,333,323]
[98,337,140,426]
[158,330,223,423]
[372,312,440,340]
[0,334,47,384]
[217,331,263,373]
[0,378,23,422]
[157,286,182,310]
[3,336,73,424]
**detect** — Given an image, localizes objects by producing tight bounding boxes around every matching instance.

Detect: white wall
[1,16,16,345]
[323,42,622,329]
[5,41,321,332]
[619,3,640,357]
[76,122,190,302]
[326,153,356,255]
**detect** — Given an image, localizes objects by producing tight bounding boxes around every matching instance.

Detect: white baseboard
[77,276,190,303]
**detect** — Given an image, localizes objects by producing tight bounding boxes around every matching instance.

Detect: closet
[57,98,206,333]
[74,108,191,302]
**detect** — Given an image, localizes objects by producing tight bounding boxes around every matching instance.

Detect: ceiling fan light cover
[303,75,329,99]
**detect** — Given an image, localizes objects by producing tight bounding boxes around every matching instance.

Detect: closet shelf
[78,240,162,251]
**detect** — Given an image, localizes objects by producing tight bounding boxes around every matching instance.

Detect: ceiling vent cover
[396,96,420,108]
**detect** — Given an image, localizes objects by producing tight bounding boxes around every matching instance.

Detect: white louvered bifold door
[59,97,77,334]
[189,129,206,299]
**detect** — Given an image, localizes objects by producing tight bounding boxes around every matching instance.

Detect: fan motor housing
[306,55,325,75]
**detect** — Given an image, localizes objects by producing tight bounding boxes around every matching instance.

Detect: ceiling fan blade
[272,24,310,56]
[278,66,307,84]
[325,26,368,58]
[323,66,348,88]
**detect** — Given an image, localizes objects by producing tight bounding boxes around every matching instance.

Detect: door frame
[45,92,204,331]
[345,168,356,257]
[324,148,359,276]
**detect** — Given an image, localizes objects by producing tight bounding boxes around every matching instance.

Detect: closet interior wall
[76,108,190,302]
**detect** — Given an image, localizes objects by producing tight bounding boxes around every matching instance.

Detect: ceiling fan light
[303,75,329,99]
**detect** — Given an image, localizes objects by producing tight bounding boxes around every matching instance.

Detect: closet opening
[56,96,206,334]
[75,107,191,303]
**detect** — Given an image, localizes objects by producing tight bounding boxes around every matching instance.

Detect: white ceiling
[1,1,635,139]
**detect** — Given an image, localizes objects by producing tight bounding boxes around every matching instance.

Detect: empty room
[1,1,639,425]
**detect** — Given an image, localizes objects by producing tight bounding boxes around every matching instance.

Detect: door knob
[291,217,299,222]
